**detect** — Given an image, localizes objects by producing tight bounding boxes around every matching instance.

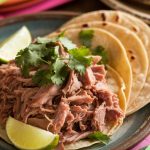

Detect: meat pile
[0,57,123,148]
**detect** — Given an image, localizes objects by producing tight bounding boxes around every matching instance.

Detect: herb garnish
[15,30,109,86]
[68,47,92,74]
[88,131,110,144]
[15,36,92,86]
[79,29,94,48]
[92,46,108,65]
[79,29,108,65]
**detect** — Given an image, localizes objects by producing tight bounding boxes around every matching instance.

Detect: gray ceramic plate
[0,11,149,150]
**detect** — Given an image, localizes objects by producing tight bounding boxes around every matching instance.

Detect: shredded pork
[0,58,123,149]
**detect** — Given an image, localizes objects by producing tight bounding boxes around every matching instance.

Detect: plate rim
[112,112,150,150]
[0,11,149,150]
[0,11,80,27]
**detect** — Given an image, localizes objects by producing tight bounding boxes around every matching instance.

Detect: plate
[0,11,149,150]
[100,0,150,24]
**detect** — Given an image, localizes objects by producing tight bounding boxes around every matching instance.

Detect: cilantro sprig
[15,30,109,86]
[79,29,94,48]
[92,46,108,65]
[88,131,110,144]
[15,36,92,86]
[79,29,108,65]
[68,47,92,74]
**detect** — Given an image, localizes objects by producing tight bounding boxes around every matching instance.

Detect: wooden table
[53,0,110,12]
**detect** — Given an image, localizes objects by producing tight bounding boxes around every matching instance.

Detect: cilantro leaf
[58,31,65,38]
[52,58,65,73]
[37,35,76,50]
[92,46,108,65]
[21,64,29,77]
[32,58,69,86]
[51,58,69,85]
[68,47,92,74]
[68,59,86,75]
[47,46,59,61]
[51,67,68,85]
[88,132,110,144]
[59,37,76,50]
[79,29,94,48]
[28,43,47,57]
[68,47,92,66]
[15,43,50,77]
[69,46,91,57]
[36,37,51,44]
[32,69,52,86]
[15,47,42,77]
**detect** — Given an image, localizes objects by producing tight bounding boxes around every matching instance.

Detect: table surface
[53,0,110,12]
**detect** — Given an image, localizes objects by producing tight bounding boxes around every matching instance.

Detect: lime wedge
[6,117,59,150]
[0,26,32,63]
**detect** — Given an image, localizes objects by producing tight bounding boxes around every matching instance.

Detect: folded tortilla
[48,28,132,104]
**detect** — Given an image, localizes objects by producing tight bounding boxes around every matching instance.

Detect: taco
[0,33,127,149]
[62,10,150,115]
[59,21,149,115]
[48,28,132,102]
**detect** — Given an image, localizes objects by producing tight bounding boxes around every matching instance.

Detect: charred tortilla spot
[101,13,106,21]
[132,26,138,32]
[130,56,135,60]
[128,50,133,54]
[115,14,119,22]
[82,24,89,28]
[102,22,107,26]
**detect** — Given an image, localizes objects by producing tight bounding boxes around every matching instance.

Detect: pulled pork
[0,58,123,149]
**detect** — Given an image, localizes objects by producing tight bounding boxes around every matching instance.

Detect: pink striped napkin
[131,135,150,150]
[0,0,72,18]
[0,15,4,19]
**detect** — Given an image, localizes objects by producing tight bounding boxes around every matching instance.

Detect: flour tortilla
[62,10,150,115]
[60,21,149,114]
[0,65,126,149]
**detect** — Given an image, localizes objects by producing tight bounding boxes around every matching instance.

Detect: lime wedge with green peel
[0,26,32,63]
[6,117,59,150]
